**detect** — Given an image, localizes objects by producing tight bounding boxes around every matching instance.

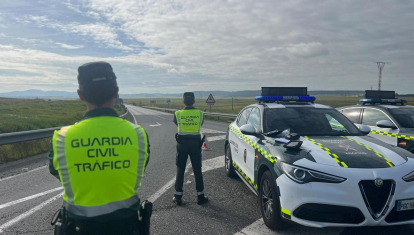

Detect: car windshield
[264,107,362,136]
[388,108,414,128]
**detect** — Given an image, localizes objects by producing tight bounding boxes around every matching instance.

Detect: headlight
[281,162,346,184]
[403,170,414,182]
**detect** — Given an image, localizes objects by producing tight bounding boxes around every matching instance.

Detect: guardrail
[0,106,237,146]
[0,108,130,146]
[142,106,238,119]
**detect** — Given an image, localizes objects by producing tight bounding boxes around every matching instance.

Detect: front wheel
[225,144,236,177]
[259,171,288,230]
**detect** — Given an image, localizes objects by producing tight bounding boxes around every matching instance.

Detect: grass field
[0,98,86,164]
[0,97,130,164]
[125,96,414,115]
[0,98,127,164]
[2,95,413,164]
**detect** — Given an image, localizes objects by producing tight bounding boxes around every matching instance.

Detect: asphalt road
[0,105,413,235]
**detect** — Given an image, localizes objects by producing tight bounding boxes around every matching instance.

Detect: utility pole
[376,62,386,91]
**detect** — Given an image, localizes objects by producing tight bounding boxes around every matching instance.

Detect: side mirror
[355,124,371,135]
[376,120,397,129]
[240,124,256,135]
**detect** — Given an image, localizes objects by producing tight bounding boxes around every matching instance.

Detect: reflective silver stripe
[176,111,181,133]
[55,126,75,204]
[174,192,183,195]
[199,111,203,129]
[134,125,148,194]
[63,195,139,217]
[179,132,201,135]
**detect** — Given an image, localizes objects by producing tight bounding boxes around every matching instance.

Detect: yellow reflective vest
[52,116,149,218]
[175,109,204,135]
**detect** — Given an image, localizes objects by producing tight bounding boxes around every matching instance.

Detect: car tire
[225,144,236,177]
[259,171,288,230]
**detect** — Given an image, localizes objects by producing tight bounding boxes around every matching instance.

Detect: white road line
[0,165,48,183]
[234,219,342,235]
[0,192,63,234]
[128,106,169,120]
[208,135,226,142]
[0,187,63,210]
[147,177,177,203]
[234,219,275,235]
[147,155,225,203]
[131,109,138,125]
[201,155,224,173]
[149,122,162,127]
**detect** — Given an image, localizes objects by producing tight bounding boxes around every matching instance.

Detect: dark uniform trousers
[175,137,204,194]
[62,214,140,235]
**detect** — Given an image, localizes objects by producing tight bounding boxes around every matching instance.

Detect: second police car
[224,87,414,230]
[338,90,414,153]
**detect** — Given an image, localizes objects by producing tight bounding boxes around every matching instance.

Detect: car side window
[341,108,361,124]
[326,114,349,133]
[362,109,392,127]
[247,108,260,131]
[237,108,252,126]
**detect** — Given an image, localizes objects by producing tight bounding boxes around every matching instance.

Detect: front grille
[359,180,394,219]
[293,203,365,224]
[385,205,414,223]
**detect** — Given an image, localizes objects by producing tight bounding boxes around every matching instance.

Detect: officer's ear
[113,86,119,99]
[77,89,86,102]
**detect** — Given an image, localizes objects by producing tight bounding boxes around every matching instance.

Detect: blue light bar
[255,96,316,102]
[360,98,407,104]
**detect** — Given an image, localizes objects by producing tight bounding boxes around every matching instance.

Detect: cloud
[286,42,329,58]
[56,43,84,49]
[18,15,131,51]
[0,43,181,92]
[1,0,414,93]
[62,0,101,19]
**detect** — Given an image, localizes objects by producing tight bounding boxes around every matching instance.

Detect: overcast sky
[0,0,413,94]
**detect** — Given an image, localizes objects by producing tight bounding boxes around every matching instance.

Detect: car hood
[297,136,409,169]
[261,135,409,169]
[402,128,414,134]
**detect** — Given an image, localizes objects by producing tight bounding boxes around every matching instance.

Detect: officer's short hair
[80,84,118,106]
[77,61,118,106]
[183,92,195,106]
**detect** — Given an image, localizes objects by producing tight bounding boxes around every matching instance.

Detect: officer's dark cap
[183,92,195,99]
[78,61,117,86]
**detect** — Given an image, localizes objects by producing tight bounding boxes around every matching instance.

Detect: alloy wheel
[262,179,273,219]
[225,149,231,171]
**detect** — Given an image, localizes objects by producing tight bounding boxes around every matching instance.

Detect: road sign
[206,94,215,105]
[150,100,156,104]
[166,99,171,104]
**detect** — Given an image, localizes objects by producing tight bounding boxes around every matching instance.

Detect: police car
[338,90,414,154]
[224,87,414,230]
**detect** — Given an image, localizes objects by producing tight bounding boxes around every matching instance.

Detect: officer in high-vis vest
[48,62,150,235]
[172,92,208,205]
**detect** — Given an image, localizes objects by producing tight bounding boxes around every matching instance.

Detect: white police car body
[224,87,414,230]
[338,90,414,153]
